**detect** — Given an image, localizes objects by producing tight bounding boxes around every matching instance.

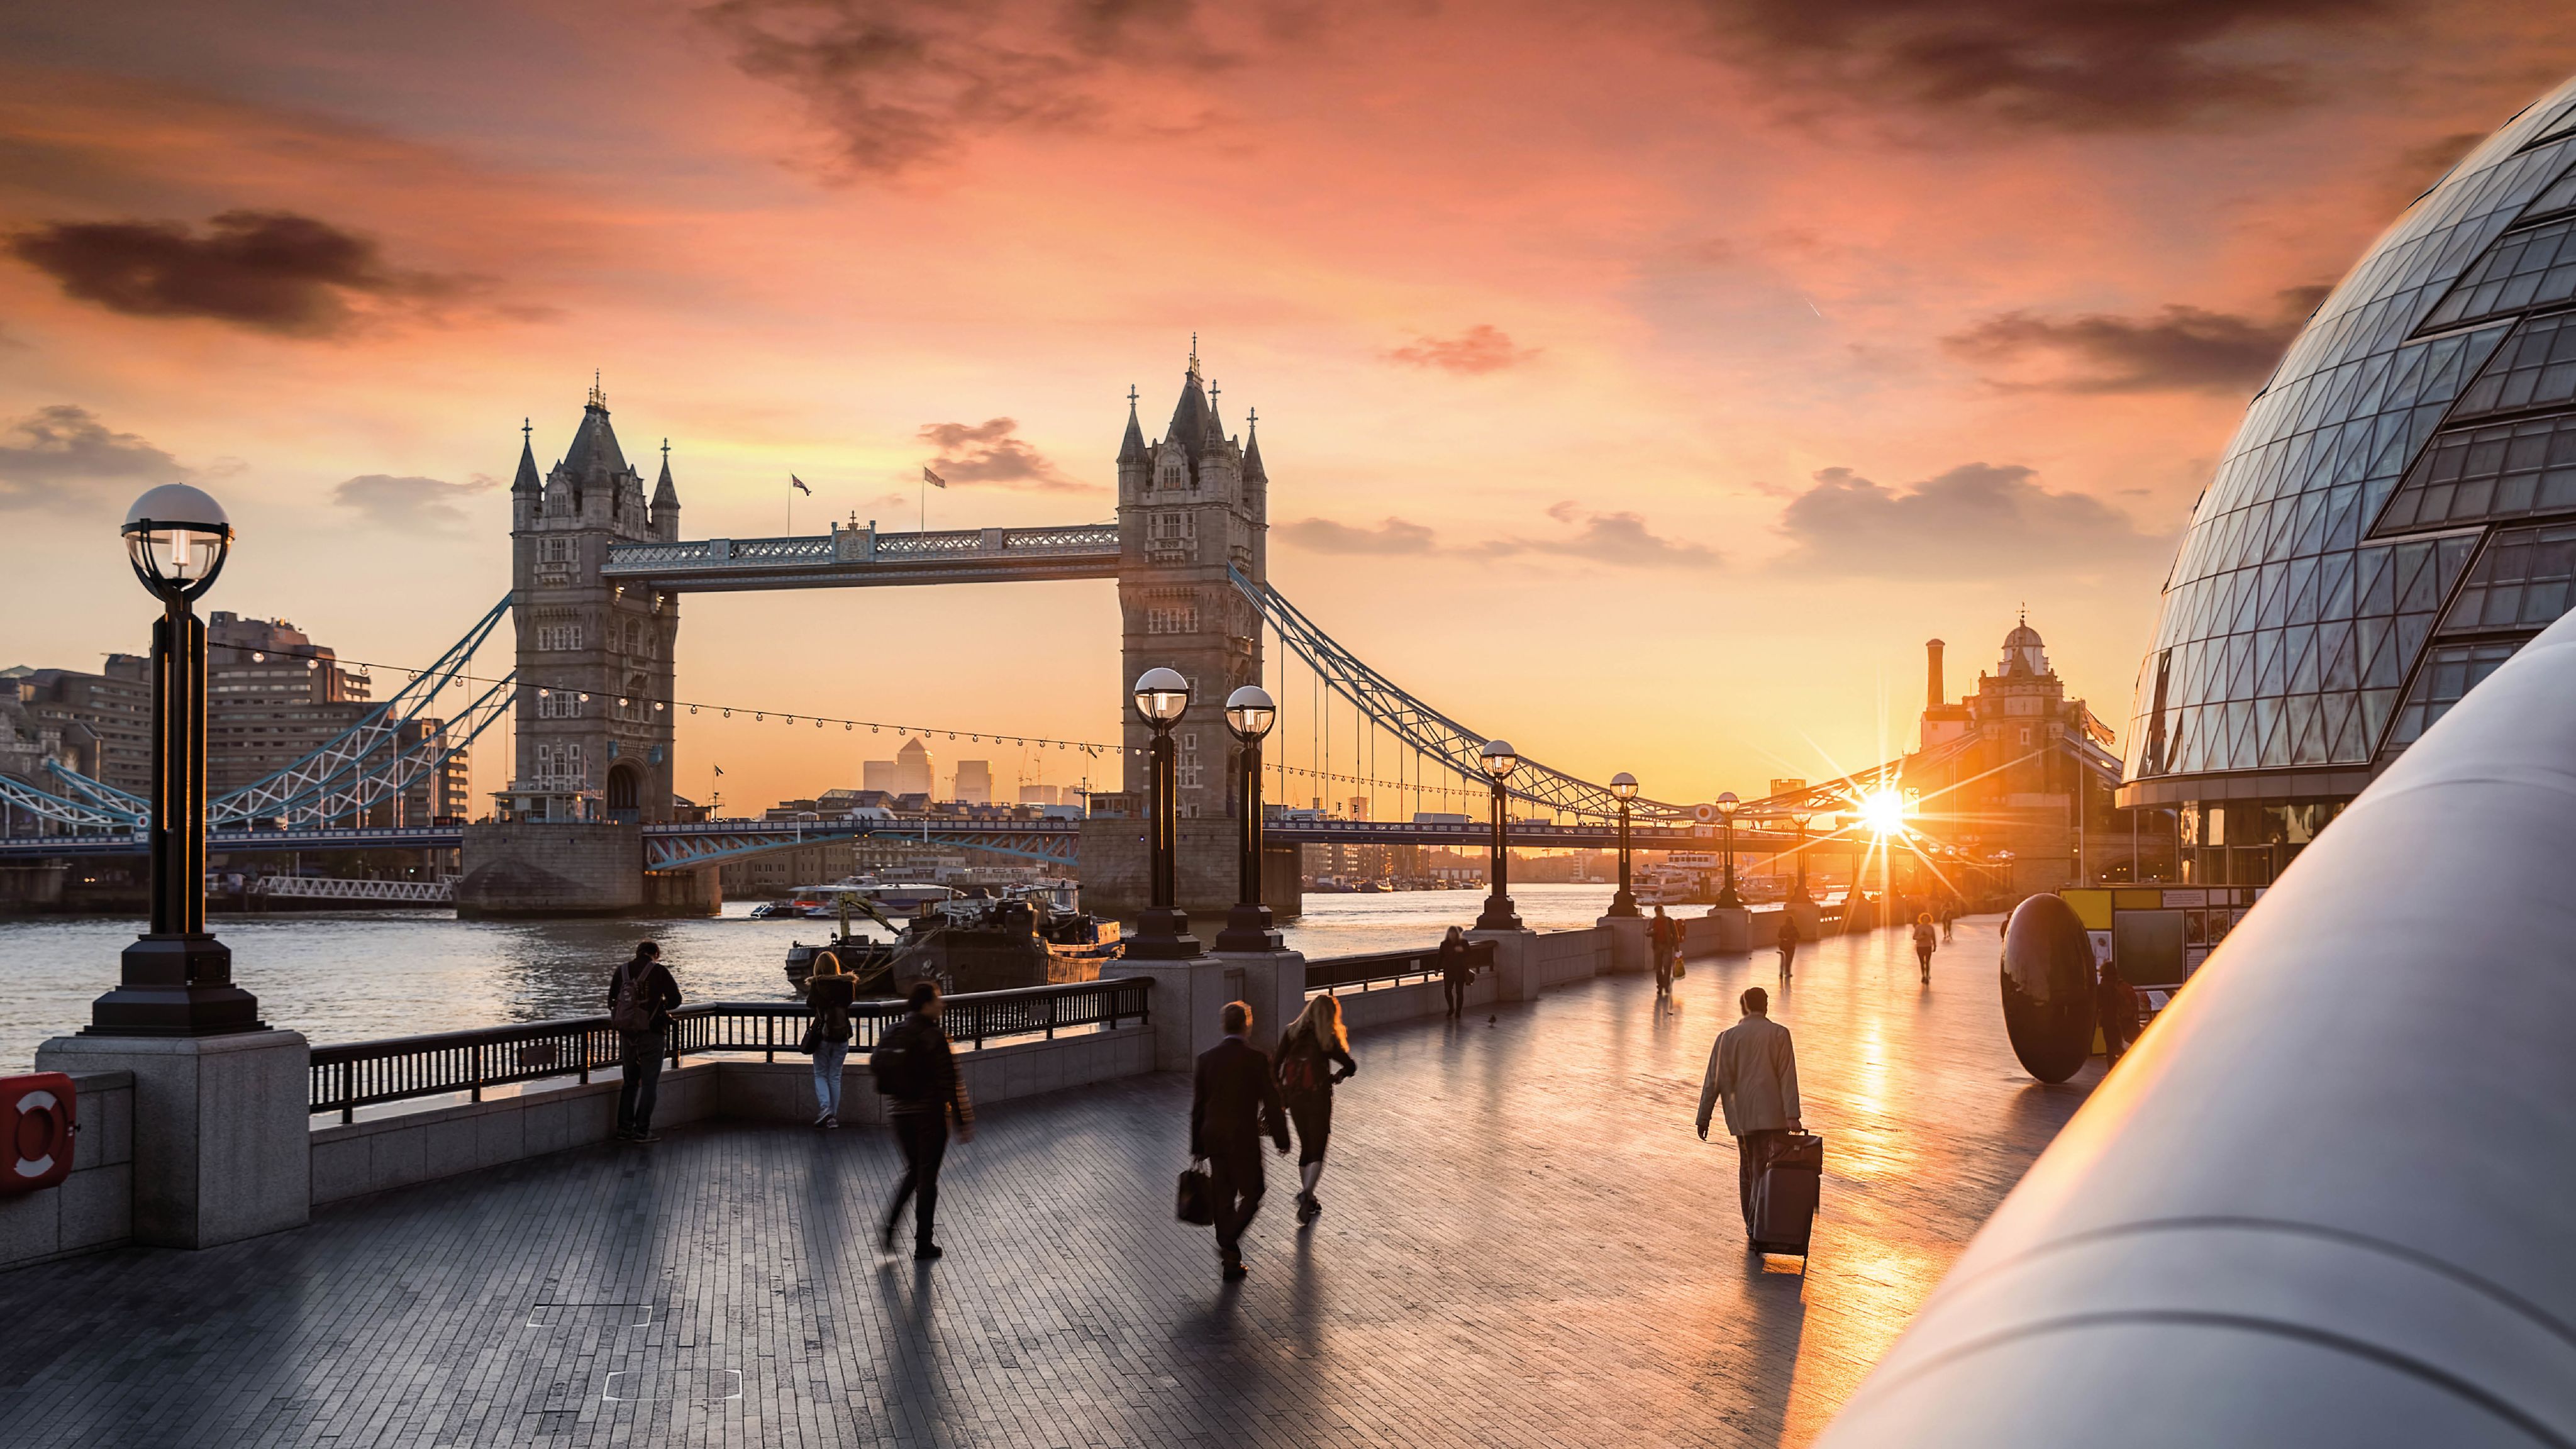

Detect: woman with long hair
[1274,993,1358,1224]
[805,949,857,1128]
[1912,911,1938,985]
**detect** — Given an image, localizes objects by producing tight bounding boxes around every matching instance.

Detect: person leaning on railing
[804,951,857,1128]
[607,941,683,1143]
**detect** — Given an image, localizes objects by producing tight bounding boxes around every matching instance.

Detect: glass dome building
[2122,75,2576,886]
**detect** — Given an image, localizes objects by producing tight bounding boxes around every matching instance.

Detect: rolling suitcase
[1751,1130,1824,1255]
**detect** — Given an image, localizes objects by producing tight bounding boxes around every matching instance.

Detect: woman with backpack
[1913,911,1938,984]
[804,950,857,1128]
[1275,994,1357,1224]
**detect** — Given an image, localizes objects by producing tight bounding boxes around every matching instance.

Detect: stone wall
[0,1071,131,1270]
[455,820,643,918]
[307,1025,1155,1207]
[1079,818,1301,924]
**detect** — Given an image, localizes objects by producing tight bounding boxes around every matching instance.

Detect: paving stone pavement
[0,914,2101,1448]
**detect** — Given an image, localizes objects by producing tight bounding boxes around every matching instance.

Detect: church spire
[1118,384,1147,465]
[511,418,540,494]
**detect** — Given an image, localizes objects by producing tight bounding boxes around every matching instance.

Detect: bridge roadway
[0,916,2096,1448]
[0,817,1813,867]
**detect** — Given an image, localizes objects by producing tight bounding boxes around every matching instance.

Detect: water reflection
[0,885,1621,1070]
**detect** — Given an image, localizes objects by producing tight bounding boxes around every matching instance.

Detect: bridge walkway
[0,916,2097,1447]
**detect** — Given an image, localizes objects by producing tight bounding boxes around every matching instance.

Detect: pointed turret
[1118,388,1147,465]
[1165,363,1210,457]
[562,375,628,483]
[511,419,541,494]
[651,438,681,543]
[1241,408,1266,483]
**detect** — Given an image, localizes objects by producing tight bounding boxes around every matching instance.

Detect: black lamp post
[1713,791,1743,909]
[1474,738,1522,931]
[89,485,264,1036]
[1127,667,1201,960]
[1606,772,1640,918]
[1215,685,1282,952]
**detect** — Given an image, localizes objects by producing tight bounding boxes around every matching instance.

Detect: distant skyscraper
[1018,784,1062,806]
[955,759,992,804]
[863,737,936,798]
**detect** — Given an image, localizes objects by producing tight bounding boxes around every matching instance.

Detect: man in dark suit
[1191,1000,1291,1280]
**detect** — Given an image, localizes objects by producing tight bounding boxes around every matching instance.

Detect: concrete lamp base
[37,1028,311,1250]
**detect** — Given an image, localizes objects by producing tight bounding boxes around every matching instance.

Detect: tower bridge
[3,347,1824,920]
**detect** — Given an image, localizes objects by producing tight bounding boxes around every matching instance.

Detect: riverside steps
[0,914,2096,1447]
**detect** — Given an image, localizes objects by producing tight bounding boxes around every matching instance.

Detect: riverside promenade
[0,916,2097,1448]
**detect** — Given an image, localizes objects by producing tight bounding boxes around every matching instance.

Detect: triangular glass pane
[2321,619,2358,691]
[2286,556,2320,623]
[2290,695,2327,765]
[2260,699,2292,767]
[2256,628,2287,695]
[2362,687,2399,756]
[2324,692,2361,761]
[2288,624,2321,692]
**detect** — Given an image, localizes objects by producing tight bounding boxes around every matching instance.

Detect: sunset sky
[6,1,2575,816]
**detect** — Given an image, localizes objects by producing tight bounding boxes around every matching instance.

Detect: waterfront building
[0,689,87,835]
[1019,783,1063,806]
[9,656,151,794]
[2121,84,2576,886]
[203,613,466,825]
[1900,620,2140,894]
[955,758,992,804]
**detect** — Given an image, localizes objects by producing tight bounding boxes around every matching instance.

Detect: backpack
[1277,1035,1323,1096]
[870,1019,930,1101]
[608,961,656,1032]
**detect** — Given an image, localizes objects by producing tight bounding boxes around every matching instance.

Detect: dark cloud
[331,473,497,532]
[1774,462,2172,575]
[1942,284,2331,394]
[1384,324,1537,375]
[1695,0,2393,133]
[1479,501,1719,570]
[1277,516,1437,554]
[918,417,1094,492]
[697,0,1234,174]
[0,404,185,511]
[6,210,474,337]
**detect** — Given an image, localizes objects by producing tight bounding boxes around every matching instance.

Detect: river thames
[0,884,1623,1072]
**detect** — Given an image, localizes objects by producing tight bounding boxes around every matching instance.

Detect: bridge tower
[504,382,681,826]
[1116,347,1266,811]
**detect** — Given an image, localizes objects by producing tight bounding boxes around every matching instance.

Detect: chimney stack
[1926,638,1946,711]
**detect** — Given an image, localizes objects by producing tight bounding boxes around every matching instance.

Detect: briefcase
[1752,1130,1824,1255]
[1175,1160,1215,1225]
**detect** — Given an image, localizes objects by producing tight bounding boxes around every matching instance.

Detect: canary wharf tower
[2120,75,2576,886]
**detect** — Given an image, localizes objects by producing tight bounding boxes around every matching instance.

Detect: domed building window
[2124,74,2576,886]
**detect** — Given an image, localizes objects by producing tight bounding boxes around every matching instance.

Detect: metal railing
[308,977,1152,1122]
[1305,940,1494,994]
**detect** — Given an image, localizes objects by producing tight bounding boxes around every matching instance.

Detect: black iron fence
[1304,939,1494,994]
[308,977,1152,1122]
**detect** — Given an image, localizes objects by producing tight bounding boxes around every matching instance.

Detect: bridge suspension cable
[1235,567,1690,822]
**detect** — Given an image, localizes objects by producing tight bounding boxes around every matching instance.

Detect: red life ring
[0,1072,76,1195]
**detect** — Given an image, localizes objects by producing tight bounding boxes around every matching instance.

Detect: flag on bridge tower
[713,765,724,777]
[790,475,812,496]
[923,467,947,488]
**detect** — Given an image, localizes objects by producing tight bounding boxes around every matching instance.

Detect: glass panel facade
[2388,641,2521,747]
[2419,216,2576,331]
[2450,308,2576,419]
[2374,413,2576,529]
[2128,79,2576,787]
[2438,521,2576,633]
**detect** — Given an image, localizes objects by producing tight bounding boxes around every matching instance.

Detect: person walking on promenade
[1274,995,1358,1224]
[2097,957,2140,1070]
[1776,910,1800,978]
[1191,1000,1291,1280]
[880,981,974,1260]
[1940,899,1958,943]
[1438,925,1474,1019]
[1913,911,1938,984]
[1696,985,1802,1242]
[805,950,857,1128]
[1650,906,1680,998]
[607,941,682,1143]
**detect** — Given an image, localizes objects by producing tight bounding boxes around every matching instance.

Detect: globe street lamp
[1215,685,1282,952]
[1713,791,1743,909]
[1474,738,1522,931]
[91,485,264,1035]
[1606,772,1641,918]
[1127,667,1201,960]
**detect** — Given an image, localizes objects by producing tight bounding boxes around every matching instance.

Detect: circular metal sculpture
[2000,893,2096,1083]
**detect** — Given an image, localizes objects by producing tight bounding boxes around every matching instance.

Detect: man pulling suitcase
[1697,985,1821,1254]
